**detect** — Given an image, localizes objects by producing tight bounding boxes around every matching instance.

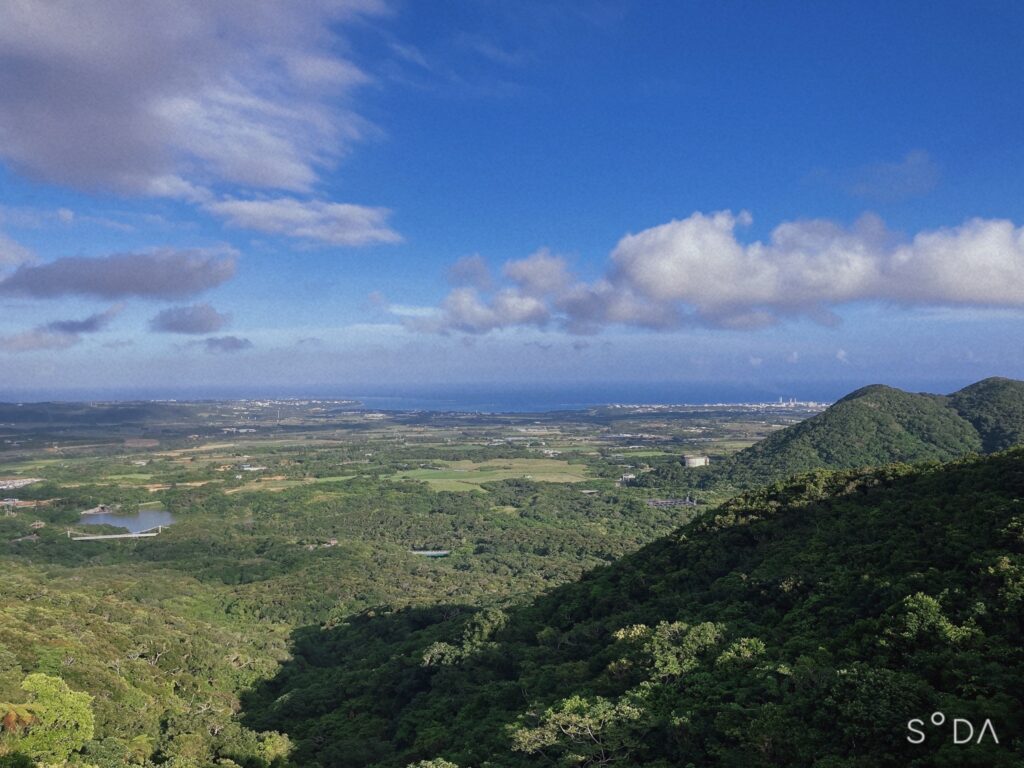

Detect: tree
[5,674,94,763]
[510,694,646,766]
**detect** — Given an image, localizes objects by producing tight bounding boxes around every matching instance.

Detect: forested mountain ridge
[950,377,1024,452]
[246,448,1024,767]
[646,377,1024,493]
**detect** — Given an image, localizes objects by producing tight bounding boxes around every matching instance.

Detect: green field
[618,449,679,457]
[392,458,590,490]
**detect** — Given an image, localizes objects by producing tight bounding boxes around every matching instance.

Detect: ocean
[0,378,978,412]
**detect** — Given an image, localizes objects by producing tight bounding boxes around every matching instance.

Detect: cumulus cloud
[0,248,236,300]
[206,198,400,246]
[0,304,123,352]
[0,1,385,193]
[195,335,253,354]
[406,211,1024,334]
[150,303,230,334]
[447,254,493,289]
[409,287,549,334]
[503,248,571,296]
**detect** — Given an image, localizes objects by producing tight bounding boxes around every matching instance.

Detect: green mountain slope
[244,449,1024,767]
[646,377,1024,494]
[716,384,982,485]
[950,377,1024,452]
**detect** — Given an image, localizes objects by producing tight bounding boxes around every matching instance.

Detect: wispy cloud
[0,248,237,300]
[0,329,81,353]
[45,304,123,334]
[206,198,401,246]
[455,33,532,67]
[0,229,34,267]
[150,303,230,334]
[847,150,941,202]
[191,335,254,354]
[385,304,437,318]
[811,150,941,203]
[0,304,123,352]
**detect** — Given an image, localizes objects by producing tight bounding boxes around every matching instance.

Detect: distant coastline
[0,378,979,414]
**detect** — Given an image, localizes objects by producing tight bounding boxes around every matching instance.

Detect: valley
[1,380,1022,767]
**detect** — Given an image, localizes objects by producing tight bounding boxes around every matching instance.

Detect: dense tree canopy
[246,450,1024,767]
[2,378,1023,766]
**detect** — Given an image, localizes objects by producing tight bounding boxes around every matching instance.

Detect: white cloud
[386,304,437,318]
[0,1,386,194]
[206,198,401,246]
[409,287,549,334]
[407,211,1024,334]
[885,217,1024,306]
[503,249,571,296]
[610,210,891,325]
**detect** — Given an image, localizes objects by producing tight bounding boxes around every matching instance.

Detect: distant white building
[683,455,710,468]
[0,478,41,491]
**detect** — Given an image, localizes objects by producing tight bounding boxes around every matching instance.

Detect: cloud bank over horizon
[405,211,1024,334]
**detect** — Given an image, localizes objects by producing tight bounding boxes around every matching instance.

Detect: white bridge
[67,525,165,541]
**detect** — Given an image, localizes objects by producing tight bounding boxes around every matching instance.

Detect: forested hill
[244,448,1024,768]
[647,376,1024,492]
[950,377,1024,452]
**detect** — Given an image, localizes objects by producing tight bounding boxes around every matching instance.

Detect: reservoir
[79,505,177,533]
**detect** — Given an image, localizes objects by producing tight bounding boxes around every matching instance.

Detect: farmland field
[391,457,590,490]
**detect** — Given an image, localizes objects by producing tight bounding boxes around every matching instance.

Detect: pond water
[78,506,178,533]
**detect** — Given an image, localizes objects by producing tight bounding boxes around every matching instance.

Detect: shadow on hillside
[239,603,482,767]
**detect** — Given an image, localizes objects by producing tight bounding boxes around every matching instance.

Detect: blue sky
[1,1,1023,400]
